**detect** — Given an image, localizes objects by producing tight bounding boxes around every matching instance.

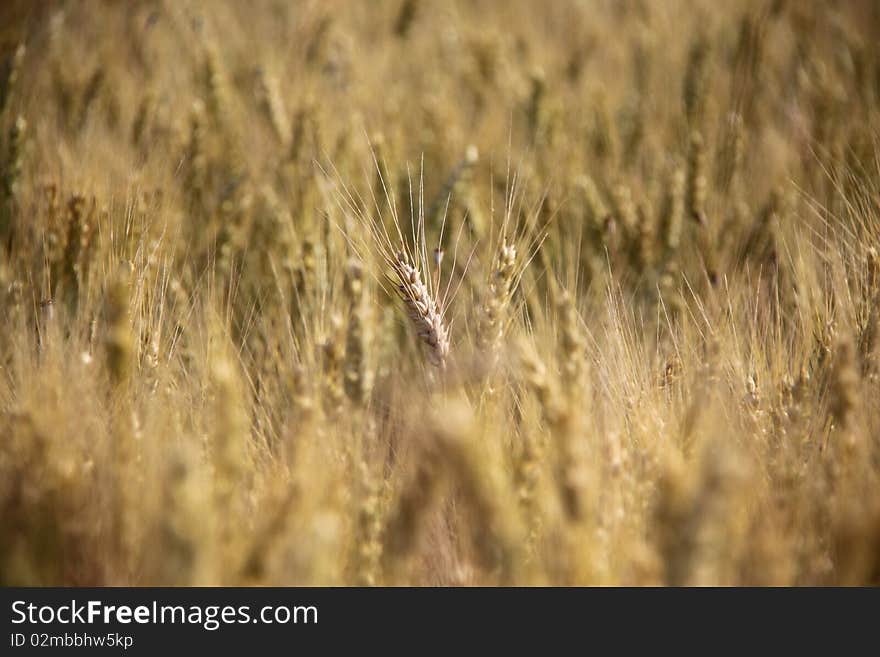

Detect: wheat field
[1,0,879,586]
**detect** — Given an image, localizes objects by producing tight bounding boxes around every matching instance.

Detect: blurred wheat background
[1,0,879,586]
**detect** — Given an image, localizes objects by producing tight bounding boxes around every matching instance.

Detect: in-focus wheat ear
[390,249,450,369]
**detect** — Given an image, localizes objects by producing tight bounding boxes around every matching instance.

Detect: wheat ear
[389,249,450,369]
